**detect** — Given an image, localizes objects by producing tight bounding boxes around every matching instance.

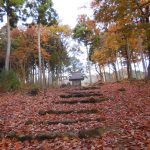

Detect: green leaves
[0,70,20,91]
[0,0,25,26]
[73,22,92,45]
[26,0,58,26]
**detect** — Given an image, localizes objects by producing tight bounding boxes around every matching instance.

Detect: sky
[52,0,93,68]
[0,0,92,28]
[53,0,92,28]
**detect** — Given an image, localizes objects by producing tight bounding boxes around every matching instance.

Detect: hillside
[0,80,150,149]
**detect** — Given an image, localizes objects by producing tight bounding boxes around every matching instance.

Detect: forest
[0,0,150,149]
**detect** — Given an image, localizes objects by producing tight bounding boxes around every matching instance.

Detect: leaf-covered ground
[0,80,150,149]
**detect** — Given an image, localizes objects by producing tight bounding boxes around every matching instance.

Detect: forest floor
[0,80,150,150]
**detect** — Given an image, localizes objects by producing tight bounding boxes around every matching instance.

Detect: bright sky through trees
[0,0,92,28]
[53,0,92,28]
[52,0,93,70]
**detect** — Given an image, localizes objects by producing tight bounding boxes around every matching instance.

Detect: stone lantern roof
[69,71,84,81]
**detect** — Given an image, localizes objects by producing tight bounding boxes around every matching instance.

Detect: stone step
[80,86,100,90]
[54,97,109,104]
[25,117,106,125]
[38,109,99,115]
[60,93,103,98]
[2,126,107,141]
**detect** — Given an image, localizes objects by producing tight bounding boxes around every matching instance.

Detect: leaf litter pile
[0,81,150,149]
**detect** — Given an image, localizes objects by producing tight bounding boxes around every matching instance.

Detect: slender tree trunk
[35,61,38,84]
[48,63,51,86]
[144,54,148,68]
[103,66,106,82]
[42,58,45,88]
[56,67,60,87]
[5,15,11,71]
[116,59,121,80]
[94,63,103,81]
[140,50,147,78]
[99,64,104,82]
[138,36,147,78]
[20,63,26,84]
[137,61,142,79]
[88,63,92,84]
[33,65,35,84]
[112,62,119,81]
[52,70,55,86]
[108,63,111,81]
[147,46,150,79]
[119,56,124,79]
[126,38,132,80]
[59,67,63,86]
[133,62,138,79]
[86,46,92,84]
[38,24,42,85]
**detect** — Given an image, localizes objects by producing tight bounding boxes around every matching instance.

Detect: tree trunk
[112,62,119,81]
[33,65,35,84]
[147,47,150,79]
[133,62,138,79]
[119,56,124,79]
[108,63,111,81]
[56,67,60,87]
[52,70,55,86]
[147,22,150,79]
[99,64,104,82]
[126,38,132,80]
[94,63,103,81]
[35,61,38,84]
[86,46,92,84]
[42,58,45,88]
[38,24,42,85]
[137,61,142,79]
[103,66,106,82]
[138,36,147,78]
[116,59,121,80]
[144,5,150,79]
[140,50,147,78]
[47,63,51,86]
[5,15,11,71]
[20,63,26,84]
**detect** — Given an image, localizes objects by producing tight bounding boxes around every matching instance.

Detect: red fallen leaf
[1,138,9,150]
[14,142,22,150]
[143,120,150,128]
[146,139,150,144]
[43,140,49,150]
[147,144,150,149]
[103,147,113,150]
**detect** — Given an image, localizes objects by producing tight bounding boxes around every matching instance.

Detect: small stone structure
[69,71,84,86]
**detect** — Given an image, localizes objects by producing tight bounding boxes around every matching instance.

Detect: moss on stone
[118,88,126,92]
[17,134,33,142]
[54,97,109,104]
[60,93,103,98]
[78,127,105,138]
[38,109,99,116]
[25,119,33,125]
[7,131,17,139]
